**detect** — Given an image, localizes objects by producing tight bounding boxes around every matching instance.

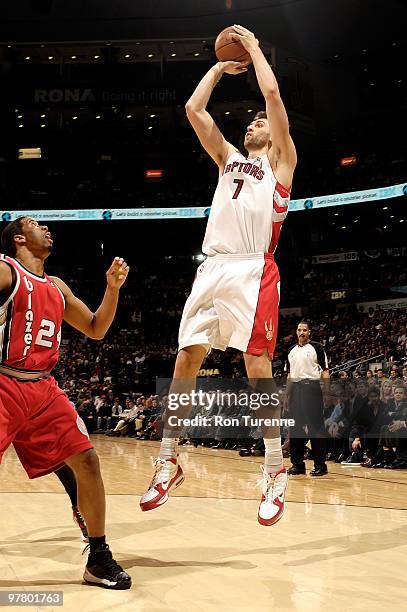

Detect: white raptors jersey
[202,151,290,256]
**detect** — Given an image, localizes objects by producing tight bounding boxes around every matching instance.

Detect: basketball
[215,26,252,64]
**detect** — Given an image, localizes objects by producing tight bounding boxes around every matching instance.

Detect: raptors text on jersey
[202,151,290,256]
[0,256,65,372]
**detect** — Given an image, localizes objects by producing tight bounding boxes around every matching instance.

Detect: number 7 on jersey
[232,179,244,200]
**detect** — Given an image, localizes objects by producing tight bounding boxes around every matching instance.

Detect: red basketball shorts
[0,374,93,479]
[178,253,280,358]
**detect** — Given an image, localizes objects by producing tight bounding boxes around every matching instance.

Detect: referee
[286,320,330,477]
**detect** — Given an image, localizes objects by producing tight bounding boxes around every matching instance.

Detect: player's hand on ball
[230,24,259,54]
[106,257,129,289]
[218,60,249,75]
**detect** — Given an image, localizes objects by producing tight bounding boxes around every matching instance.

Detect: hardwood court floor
[1,437,407,612]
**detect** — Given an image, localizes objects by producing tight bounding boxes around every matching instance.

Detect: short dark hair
[1,217,26,257]
[254,110,267,121]
[297,319,310,329]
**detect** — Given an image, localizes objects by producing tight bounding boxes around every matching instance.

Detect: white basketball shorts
[178,253,280,358]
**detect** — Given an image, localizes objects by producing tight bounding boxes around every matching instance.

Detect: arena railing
[330,353,385,375]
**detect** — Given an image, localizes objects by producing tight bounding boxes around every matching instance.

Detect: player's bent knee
[175,346,206,376]
[244,351,273,378]
[66,448,101,476]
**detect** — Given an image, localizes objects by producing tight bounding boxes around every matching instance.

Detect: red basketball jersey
[0,256,65,372]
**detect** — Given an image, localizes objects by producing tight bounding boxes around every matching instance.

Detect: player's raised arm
[231,25,297,187]
[185,61,246,167]
[51,257,129,340]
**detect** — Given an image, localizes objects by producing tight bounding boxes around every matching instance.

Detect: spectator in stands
[110,398,124,429]
[366,370,377,385]
[397,326,406,348]
[374,385,407,469]
[139,410,162,440]
[90,371,100,384]
[389,367,401,384]
[77,398,97,434]
[343,386,389,465]
[325,386,351,461]
[380,380,394,403]
[350,379,369,411]
[134,397,162,439]
[107,399,138,436]
[95,395,112,432]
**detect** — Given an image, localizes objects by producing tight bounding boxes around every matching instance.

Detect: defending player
[141,25,297,526]
[0,217,131,589]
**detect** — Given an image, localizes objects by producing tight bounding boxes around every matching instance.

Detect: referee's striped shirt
[286,341,329,380]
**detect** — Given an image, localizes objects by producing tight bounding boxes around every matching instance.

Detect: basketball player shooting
[141,25,297,526]
[0,217,131,589]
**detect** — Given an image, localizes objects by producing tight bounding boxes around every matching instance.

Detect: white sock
[159,435,179,461]
[264,438,284,475]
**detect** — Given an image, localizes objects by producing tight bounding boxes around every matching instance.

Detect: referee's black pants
[288,380,326,467]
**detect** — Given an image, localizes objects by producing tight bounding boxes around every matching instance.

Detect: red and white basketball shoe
[140,457,184,512]
[257,465,288,526]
